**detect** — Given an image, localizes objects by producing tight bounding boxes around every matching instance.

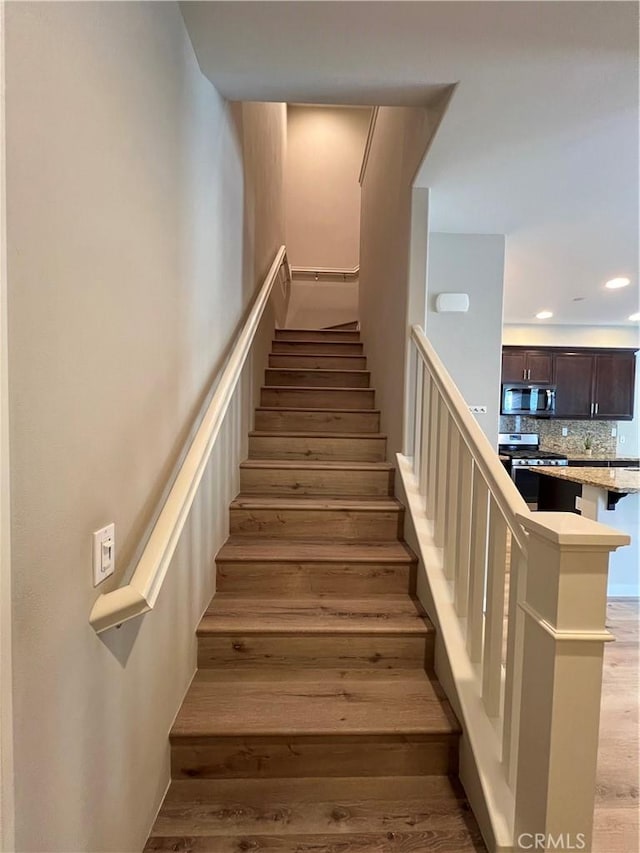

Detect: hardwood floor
[593,598,639,853]
[145,328,486,852]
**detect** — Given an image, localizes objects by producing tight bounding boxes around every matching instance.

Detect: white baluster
[454,441,473,617]
[482,498,507,718]
[426,388,440,519]
[434,403,449,547]
[467,472,488,663]
[419,369,431,502]
[443,427,460,580]
[413,355,424,481]
[502,537,526,786]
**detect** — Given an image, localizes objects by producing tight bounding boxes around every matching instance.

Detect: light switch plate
[575,496,583,512]
[468,405,488,414]
[562,427,568,437]
[93,523,115,587]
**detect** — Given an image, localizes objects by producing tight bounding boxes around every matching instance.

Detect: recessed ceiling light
[605,277,631,289]
[536,310,553,320]
[629,312,640,322]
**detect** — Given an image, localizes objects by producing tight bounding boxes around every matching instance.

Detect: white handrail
[89,246,289,634]
[411,325,529,553]
[290,265,359,281]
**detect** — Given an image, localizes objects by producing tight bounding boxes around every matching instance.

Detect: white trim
[0,1,15,844]
[518,602,614,643]
[359,106,379,186]
[89,246,289,633]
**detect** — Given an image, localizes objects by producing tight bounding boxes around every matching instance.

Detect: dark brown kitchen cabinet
[593,352,636,419]
[553,353,595,418]
[501,346,637,420]
[502,348,553,383]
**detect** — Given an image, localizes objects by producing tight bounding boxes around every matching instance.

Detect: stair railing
[398,324,629,852]
[89,246,291,634]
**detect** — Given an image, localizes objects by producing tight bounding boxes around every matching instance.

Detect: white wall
[285,276,359,330]
[359,105,442,457]
[504,324,640,455]
[5,4,285,851]
[285,105,370,269]
[426,233,506,445]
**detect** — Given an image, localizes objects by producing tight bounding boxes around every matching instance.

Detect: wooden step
[261,386,375,409]
[254,407,380,434]
[229,497,403,540]
[146,776,485,850]
[215,538,417,596]
[197,595,433,670]
[269,353,367,370]
[170,670,459,779]
[265,368,371,388]
[275,329,360,342]
[249,432,387,462]
[272,340,364,355]
[239,459,394,496]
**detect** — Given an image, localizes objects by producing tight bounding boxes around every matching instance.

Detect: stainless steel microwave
[501,383,556,416]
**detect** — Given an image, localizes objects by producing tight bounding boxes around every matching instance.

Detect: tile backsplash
[499,416,617,455]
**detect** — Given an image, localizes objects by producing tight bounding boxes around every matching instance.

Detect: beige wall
[427,233,506,445]
[5,3,284,850]
[359,105,442,457]
[285,105,370,269]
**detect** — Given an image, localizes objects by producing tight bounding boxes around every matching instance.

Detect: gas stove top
[498,433,568,467]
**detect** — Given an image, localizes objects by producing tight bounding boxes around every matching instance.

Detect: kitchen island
[537,466,638,597]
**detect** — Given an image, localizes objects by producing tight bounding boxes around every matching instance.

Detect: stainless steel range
[498,433,568,503]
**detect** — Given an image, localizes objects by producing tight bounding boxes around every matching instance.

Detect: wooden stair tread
[267,368,370,376]
[171,671,460,738]
[217,538,417,563]
[147,776,485,846]
[262,385,370,391]
[249,430,387,439]
[256,408,381,414]
[240,459,394,471]
[198,595,431,635]
[230,496,401,511]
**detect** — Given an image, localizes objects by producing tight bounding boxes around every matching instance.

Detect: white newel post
[513,512,630,853]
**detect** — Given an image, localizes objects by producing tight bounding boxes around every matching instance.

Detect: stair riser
[239,467,394,497]
[229,508,403,540]
[171,735,458,779]
[249,435,386,462]
[269,354,367,370]
[275,330,360,342]
[261,388,375,409]
[265,369,370,388]
[254,409,380,433]
[197,635,432,670]
[272,341,363,355]
[216,562,416,596]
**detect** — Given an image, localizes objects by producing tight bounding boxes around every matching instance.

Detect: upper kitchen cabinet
[502,348,553,383]
[593,352,636,419]
[553,352,595,418]
[501,346,638,420]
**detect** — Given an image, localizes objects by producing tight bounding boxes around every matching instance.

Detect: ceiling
[181,1,639,327]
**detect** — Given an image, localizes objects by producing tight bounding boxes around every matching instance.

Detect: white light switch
[93,523,115,586]
[562,427,568,437]
[611,428,617,438]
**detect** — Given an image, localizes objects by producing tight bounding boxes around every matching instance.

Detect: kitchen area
[498,343,639,596]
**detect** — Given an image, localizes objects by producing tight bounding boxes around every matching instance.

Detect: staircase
[145,328,486,852]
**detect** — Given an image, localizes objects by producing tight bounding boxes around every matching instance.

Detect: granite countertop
[537,465,640,494]
[562,452,640,463]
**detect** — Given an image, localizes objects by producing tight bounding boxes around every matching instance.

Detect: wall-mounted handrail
[89,246,289,634]
[290,265,359,282]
